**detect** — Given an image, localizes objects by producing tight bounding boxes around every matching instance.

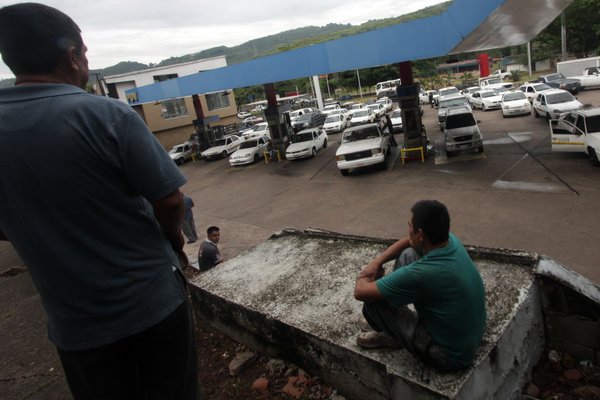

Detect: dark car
[538,73,581,94]
[291,111,327,132]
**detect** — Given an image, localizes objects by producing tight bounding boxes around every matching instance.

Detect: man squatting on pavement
[0,3,199,399]
[354,200,487,371]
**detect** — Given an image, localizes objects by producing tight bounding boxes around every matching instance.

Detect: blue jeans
[362,248,458,371]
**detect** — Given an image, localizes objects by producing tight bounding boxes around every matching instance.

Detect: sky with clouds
[0,0,446,80]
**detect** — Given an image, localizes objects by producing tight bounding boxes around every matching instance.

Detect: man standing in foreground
[0,4,198,399]
[198,226,223,271]
[354,200,486,371]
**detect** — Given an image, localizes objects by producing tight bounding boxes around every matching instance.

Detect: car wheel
[477,146,484,154]
[311,147,317,157]
[545,112,551,120]
[482,104,487,111]
[340,169,349,176]
[323,139,327,149]
[589,148,600,166]
[253,154,259,163]
[533,108,539,118]
[222,150,228,158]
[175,159,182,166]
[446,149,456,157]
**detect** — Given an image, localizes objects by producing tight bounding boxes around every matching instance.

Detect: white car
[286,128,328,160]
[229,135,270,166]
[349,108,376,126]
[500,91,532,117]
[532,89,583,120]
[168,142,193,165]
[350,103,366,110]
[389,108,403,132]
[237,111,252,119]
[518,83,552,102]
[437,86,460,103]
[322,104,340,114]
[367,103,386,118]
[242,122,270,140]
[335,123,390,176]
[289,108,315,123]
[470,90,502,111]
[323,114,348,134]
[201,135,242,160]
[376,97,393,113]
[243,116,264,124]
[462,86,481,102]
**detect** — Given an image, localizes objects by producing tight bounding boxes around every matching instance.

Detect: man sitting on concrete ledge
[353,200,487,371]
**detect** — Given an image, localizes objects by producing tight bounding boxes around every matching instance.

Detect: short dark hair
[0,3,83,76]
[207,226,220,235]
[411,200,450,245]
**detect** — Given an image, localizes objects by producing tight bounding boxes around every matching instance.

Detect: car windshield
[533,83,552,91]
[169,146,184,154]
[239,140,258,149]
[391,110,402,118]
[342,127,380,143]
[485,78,502,84]
[481,92,497,98]
[586,115,600,132]
[503,92,527,101]
[367,104,380,110]
[290,111,301,118]
[325,115,339,123]
[353,110,369,117]
[252,124,267,131]
[439,88,459,97]
[445,113,476,129]
[351,104,364,109]
[294,132,314,142]
[214,139,226,146]
[546,73,566,82]
[440,98,467,109]
[547,92,575,104]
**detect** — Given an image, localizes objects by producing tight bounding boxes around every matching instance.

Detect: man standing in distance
[0,3,199,399]
[198,226,223,271]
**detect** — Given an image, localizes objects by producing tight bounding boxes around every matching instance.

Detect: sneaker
[356,331,403,349]
[357,315,374,332]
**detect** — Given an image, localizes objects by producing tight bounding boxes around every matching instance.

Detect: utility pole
[356,69,363,98]
[94,73,106,96]
[561,11,567,61]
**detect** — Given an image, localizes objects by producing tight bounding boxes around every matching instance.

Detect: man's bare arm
[152,189,185,256]
[0,229,8,241]
[354,275,384,302]
[359,237,411,280]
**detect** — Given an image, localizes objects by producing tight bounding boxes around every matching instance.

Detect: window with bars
[160,98,188,119]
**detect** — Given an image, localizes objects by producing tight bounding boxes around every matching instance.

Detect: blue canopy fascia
[126,0,512,104]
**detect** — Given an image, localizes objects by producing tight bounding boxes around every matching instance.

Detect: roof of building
[129,0,573,104]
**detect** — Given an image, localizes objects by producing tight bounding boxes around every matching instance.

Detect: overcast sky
[0,0,445,80]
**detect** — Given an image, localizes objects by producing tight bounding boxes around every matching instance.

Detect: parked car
[470,89,502,111]
[518,83,552,102]
[286,128,328,160]
[348,108,376,126]
[567,66,600,90]
[291,111,326,132]
[389,108,403,132]
[437,94,470,128]
[538,73,581,94]
[350,103,366,110]
[436,86,460,106]
[335,122,390,176]
[323,114,348,134]
[243,116,264,124]
[443,106,484,157]
[500,91,532,117]
[323,104,341,114]
[532,89,583,120]
[478,77,513,91]
[462,86,481,102]
[549,108,600,166]
[367,103,386,119]
[237,111,252,119]
[168,142,193,165]
[242,122,270,140]
[229,135,270,166]
[201,135,242,160]
[289,108,315,123]
[376,97,393,113]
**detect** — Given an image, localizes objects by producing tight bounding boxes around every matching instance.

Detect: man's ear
[65,46,81,71]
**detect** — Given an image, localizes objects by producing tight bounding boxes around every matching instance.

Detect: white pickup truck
[549,107,600,166]
[479,77,513,90]
[568,67,600,89]
[490,69,511,80]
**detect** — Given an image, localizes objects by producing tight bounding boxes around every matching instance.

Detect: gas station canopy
[128,0,574,104]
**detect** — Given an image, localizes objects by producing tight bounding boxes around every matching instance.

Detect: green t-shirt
[376,233,486,368]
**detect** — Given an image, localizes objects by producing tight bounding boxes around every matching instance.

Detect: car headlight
[371,148,383,155]
[503,106,509,110]
[243,154,252,158]
[336,155,345,161]
[559,84,566,89]
[552,109,560,114]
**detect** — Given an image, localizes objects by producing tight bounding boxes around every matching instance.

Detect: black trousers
[57,274,200,400]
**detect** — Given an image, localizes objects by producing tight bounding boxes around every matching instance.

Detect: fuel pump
[264,103,293,158]
[396,84,429,157]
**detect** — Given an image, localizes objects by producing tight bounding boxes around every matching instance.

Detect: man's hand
[152,189,185,252]
[358,260,384,281]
